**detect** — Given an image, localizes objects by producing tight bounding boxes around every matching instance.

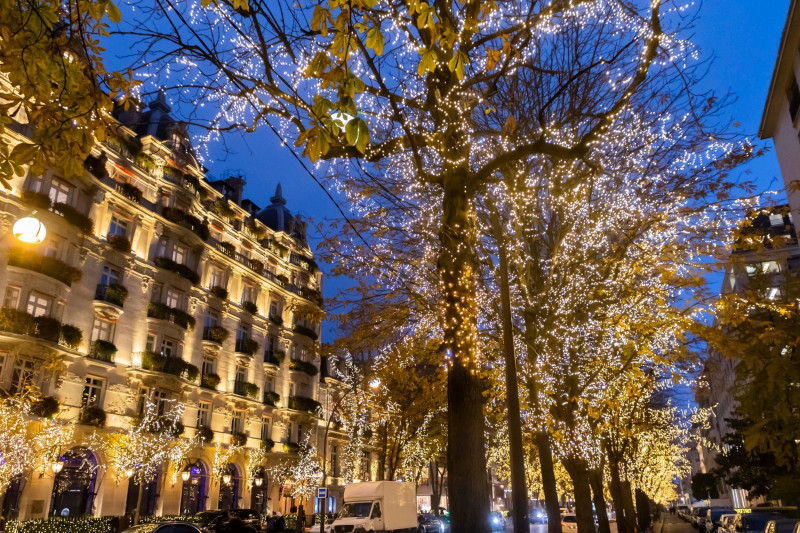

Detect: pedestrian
[296,504,306,533]
[276,512,286,533]
[417,514,426,533]
[266,512,277,533]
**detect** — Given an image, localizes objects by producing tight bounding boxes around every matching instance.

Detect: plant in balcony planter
[107,234,132,253]
[245,219,266,239]
[118,182,143,203]
[263,391,280,406]
[293,324,319,342]
[209,285,228,299]
[218,241,236,257]
[208,326,229,344]
[0,308,35,335]
[33,315,61,343]
[201,372,221,390]
[197,425,214,443]
[269,314,284,326]
[59,324,83,349]
[32,396,60,419]
[182,362,200,383]
[231,431,247,447]
[81,406,106,427]
[261,438,275,451]
[289,359,318,377]
[275,274,289,285]
[242,382,259,399]
[53,202,94,234]
[212,199,236,220]
[162,206,186,224]
[272,350,286,364]
[135,154,156,172]
[184,214,210,241]
[106,283,129,306]
[9,247,83,286]
[183,173,201,190]
[21,190,52,209]
[238,339,259,356]
[242,300,258,315]
[91,339,117,360]
[249,258,264,274]
[282,442,300,454]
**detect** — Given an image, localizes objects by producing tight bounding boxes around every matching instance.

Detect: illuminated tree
[105,398,197,525]
[269,434,321,502]
[0,0,138,186]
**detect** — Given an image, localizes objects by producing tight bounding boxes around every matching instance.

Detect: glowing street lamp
[254,477,263,487]
[13,216,46,244]
[222,473,232,485]
[125,468,135,479]
[181,470,191,482]
[51,460,64,474]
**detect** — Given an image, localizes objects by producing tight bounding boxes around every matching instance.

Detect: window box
[81,406,106,427]
[300,287,324,307]
[263,391,280,407]
[235,338,259,356]
[218,241,236,257]
[203,326,230,344]
[293,324,318,341]
[154,256,200,284]
[264,350,283,366]
[184,214,210,240]
[32,396,60,419]
[282,441,300,454]
[107,234,132,253]
[209,285,228,300]
[146,302,196,330]
[288,396,321,414]
[9,247,82,286]
[275,274,289,286]
[117,181,143,203]
[95,283,128,307]
[231,431,247,447]
[60,324,83,349]
[261,438,275,451]
[141,351,199,382]
[245,219,266,240]
[232,380,259,399]
[242,300,258,315]
[201,372,221,390]
[52,202,94,234]
[249,259,264,274]
[89,340,117,362]
[289,359,318,377]
[21,190,52,209]
[211,199,236,220]
[269,314,284,326]
[162,206,186,224]
[196,425,214,443]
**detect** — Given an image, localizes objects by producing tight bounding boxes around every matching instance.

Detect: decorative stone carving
[141,276,152,294]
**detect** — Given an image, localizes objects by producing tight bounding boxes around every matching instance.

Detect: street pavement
[660,514,696,533]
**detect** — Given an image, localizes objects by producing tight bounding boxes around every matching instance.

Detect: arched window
[250,467,268,514]
[126,468,160,517]
[50,447,98,517]
[179,460,208,515]
[217,463,240,511]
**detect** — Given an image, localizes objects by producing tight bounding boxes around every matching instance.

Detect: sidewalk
[659,514,696,533]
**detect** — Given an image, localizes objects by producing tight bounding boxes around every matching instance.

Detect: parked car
[765,519,799,533]
[531,508,549,524]
[230,508,263,530]
[420,513,450,533]
[490,511,506,531]
[706,507,735,533]
[732,512,786,533]
[562,513,579,533]
[193,510,236,532]
[152,525,207,533]
[121,525,159,533]
[719,514,738,533]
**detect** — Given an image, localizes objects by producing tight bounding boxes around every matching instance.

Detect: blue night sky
[109,1,793,340]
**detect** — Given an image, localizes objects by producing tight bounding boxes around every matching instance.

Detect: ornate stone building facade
[0,91,360,520]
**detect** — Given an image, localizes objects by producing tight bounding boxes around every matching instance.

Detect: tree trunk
[430,461,442,514]
[607,460,630,533]
[536,432,562,533]
[564,458,596,533]
[622,479,637,533]
[490,207,529,532]
[442,177,490,533]
[589,467,611,533]
[133,478,145,526]
[635,488,651,533]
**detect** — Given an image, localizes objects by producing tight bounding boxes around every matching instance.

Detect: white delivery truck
[329,481,417,533]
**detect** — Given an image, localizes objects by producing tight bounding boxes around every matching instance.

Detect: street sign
[318,487,327,499]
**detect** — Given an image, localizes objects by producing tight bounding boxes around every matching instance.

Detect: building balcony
[89,340,117,363]
[287,395,321,414]
[288,359,318,377]
[94,283,129,308]
[137,351,199,382]
[153,256,201,285]
[263,391,280,407]
[203,326,230,344]
[235,337,259,356]
[160,206,210,241]
[147,302,196,330]
[229,380,259,400]
[0,308,82,349]
[200,372,221,390]
[264,349,284,367]
[293,324,319,341]
[8,247,82,287]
